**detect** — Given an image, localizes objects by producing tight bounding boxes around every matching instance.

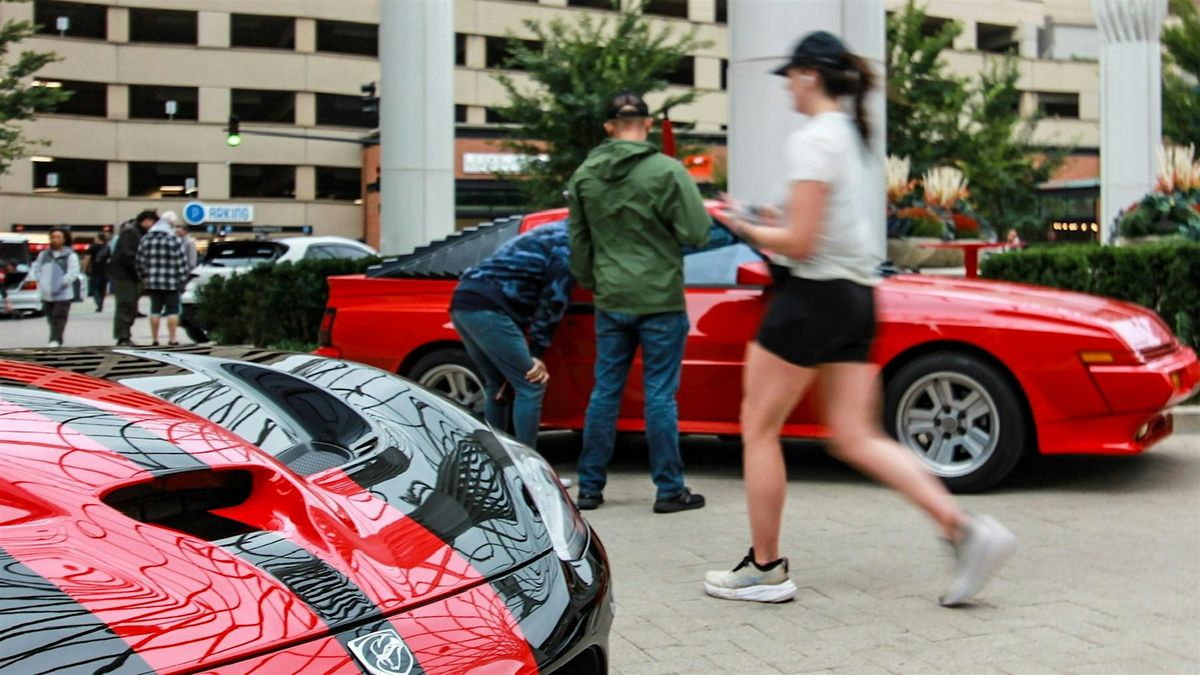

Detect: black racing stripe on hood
[0,547,155,675]
[221,530,384,629]
[220,533,431,675]
[0,389,206,473]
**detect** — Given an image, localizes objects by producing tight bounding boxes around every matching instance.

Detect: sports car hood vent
[102,469,255,541]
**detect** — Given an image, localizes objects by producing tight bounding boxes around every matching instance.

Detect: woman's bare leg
[817,362,965,539]
[739,343,819,563]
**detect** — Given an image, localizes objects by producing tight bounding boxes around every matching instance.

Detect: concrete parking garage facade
[0,0,1104,244]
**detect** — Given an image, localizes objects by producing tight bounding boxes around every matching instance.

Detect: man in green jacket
[567,90,711,514]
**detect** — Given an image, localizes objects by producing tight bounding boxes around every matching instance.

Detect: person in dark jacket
[84,233,110,312]
[567,90,711,514]
[136,211,190,347]
[449,221,574,450]
[111,209,157,346]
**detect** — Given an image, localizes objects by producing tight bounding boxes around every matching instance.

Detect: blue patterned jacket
[451,221,574,357]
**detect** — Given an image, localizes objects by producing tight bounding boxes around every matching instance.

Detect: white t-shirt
[771,111,883,287]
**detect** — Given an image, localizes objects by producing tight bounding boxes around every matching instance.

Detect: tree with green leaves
[887,0,1063,237]
[1163,0,1200,149]
[0,2,70,176]
[493,1,710,209]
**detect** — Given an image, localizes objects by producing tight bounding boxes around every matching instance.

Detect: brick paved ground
[6,308,1197,673]
[539,433,1200,674]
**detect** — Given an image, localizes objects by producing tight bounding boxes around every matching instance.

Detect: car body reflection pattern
[0,349,611,674]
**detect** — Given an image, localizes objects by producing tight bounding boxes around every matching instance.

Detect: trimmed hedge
[194,257,378,346]
[980,241,1200,351]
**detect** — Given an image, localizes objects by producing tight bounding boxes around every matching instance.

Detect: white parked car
[1,235,39,317]
[180,235,376,341]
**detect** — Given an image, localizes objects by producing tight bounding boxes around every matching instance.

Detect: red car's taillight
[318,308,336,347]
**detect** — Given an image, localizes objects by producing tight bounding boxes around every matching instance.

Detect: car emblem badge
[347,629,417,675]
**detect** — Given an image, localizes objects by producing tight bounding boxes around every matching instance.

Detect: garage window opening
[129,8,197,45]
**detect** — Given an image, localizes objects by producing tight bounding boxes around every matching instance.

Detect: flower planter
[887,237,965,269]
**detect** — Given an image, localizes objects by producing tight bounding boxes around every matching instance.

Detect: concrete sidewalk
[0,298,197,349]
[538,433,1200,674]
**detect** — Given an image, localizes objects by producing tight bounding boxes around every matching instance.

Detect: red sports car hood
[0,377,532,673]
[885,275,1178,352]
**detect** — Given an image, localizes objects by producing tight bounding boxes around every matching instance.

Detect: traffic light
[226,115,242,147]
[361,82,379,116]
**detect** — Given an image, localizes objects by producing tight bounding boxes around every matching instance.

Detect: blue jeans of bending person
[450,308,545,449]
[577,310,689,501]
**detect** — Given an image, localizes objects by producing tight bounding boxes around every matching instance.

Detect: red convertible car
[0,347,609,674]
[317,205,1200,492]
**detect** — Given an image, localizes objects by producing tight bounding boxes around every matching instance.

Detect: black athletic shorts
[756,276,876,367]
[148,289,181,317]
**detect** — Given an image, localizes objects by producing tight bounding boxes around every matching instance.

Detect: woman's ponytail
[820,52,876,143]
[845,53,875,143]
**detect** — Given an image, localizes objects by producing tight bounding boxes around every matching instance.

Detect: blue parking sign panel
[184,201,206,225]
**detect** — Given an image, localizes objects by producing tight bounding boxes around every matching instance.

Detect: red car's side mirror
[736,261,773,286]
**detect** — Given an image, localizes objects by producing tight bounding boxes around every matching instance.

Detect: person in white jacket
[30,227,80,347]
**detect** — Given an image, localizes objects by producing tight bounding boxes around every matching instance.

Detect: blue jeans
[450,308,545,449]
[577,310,689,500]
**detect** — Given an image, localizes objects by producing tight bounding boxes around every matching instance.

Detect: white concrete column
[379,0,455,255]
[953,19,976,51]
[728,0,886,257]
[108,7,129,43]
[108,84,129,120]
[296,92,317,127]
[296,18,316,53]
[198,11,230,48]
[198,87,229,124]
[1018,22,1040,59]
[198,163,229,200]
[107,162,128,198]
[1093,0,1167,242]
[295,165,317,201]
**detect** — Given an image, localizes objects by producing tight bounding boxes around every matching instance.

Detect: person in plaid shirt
[136,211,190,346]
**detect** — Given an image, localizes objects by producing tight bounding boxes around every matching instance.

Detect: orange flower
[952,213,979,231]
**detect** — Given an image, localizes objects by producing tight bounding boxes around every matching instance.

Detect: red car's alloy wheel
[415,358,486,413]
[886,352,1027,493]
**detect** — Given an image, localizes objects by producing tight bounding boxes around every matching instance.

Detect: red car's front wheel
[885,352,1029,493]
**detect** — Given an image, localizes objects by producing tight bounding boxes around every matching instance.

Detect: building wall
[1,0,1100,240]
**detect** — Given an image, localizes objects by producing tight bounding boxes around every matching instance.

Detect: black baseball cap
[772,31,848,76]
[605,90,650,120]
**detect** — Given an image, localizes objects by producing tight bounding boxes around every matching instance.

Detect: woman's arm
[728,180,828,260]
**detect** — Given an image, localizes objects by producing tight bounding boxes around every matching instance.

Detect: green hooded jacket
[566,139,710,315]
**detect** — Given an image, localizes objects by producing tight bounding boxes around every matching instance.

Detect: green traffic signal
[226,114,241,147]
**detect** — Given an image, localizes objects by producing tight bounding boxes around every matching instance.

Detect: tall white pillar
[728,0,886,257]
[379,0,455,255]
[1093,0,1167,242]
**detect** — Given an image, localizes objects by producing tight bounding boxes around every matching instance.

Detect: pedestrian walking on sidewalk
[705,31,1016,606]
[567,90,711,514]
[30,227,80,347]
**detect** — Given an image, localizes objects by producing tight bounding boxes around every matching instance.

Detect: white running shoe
[940,515,1017,607]
[47,340,61,348]
[704,549,797,603]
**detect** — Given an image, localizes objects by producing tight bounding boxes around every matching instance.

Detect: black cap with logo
[772,30,849,76]
[605,90,650,120]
